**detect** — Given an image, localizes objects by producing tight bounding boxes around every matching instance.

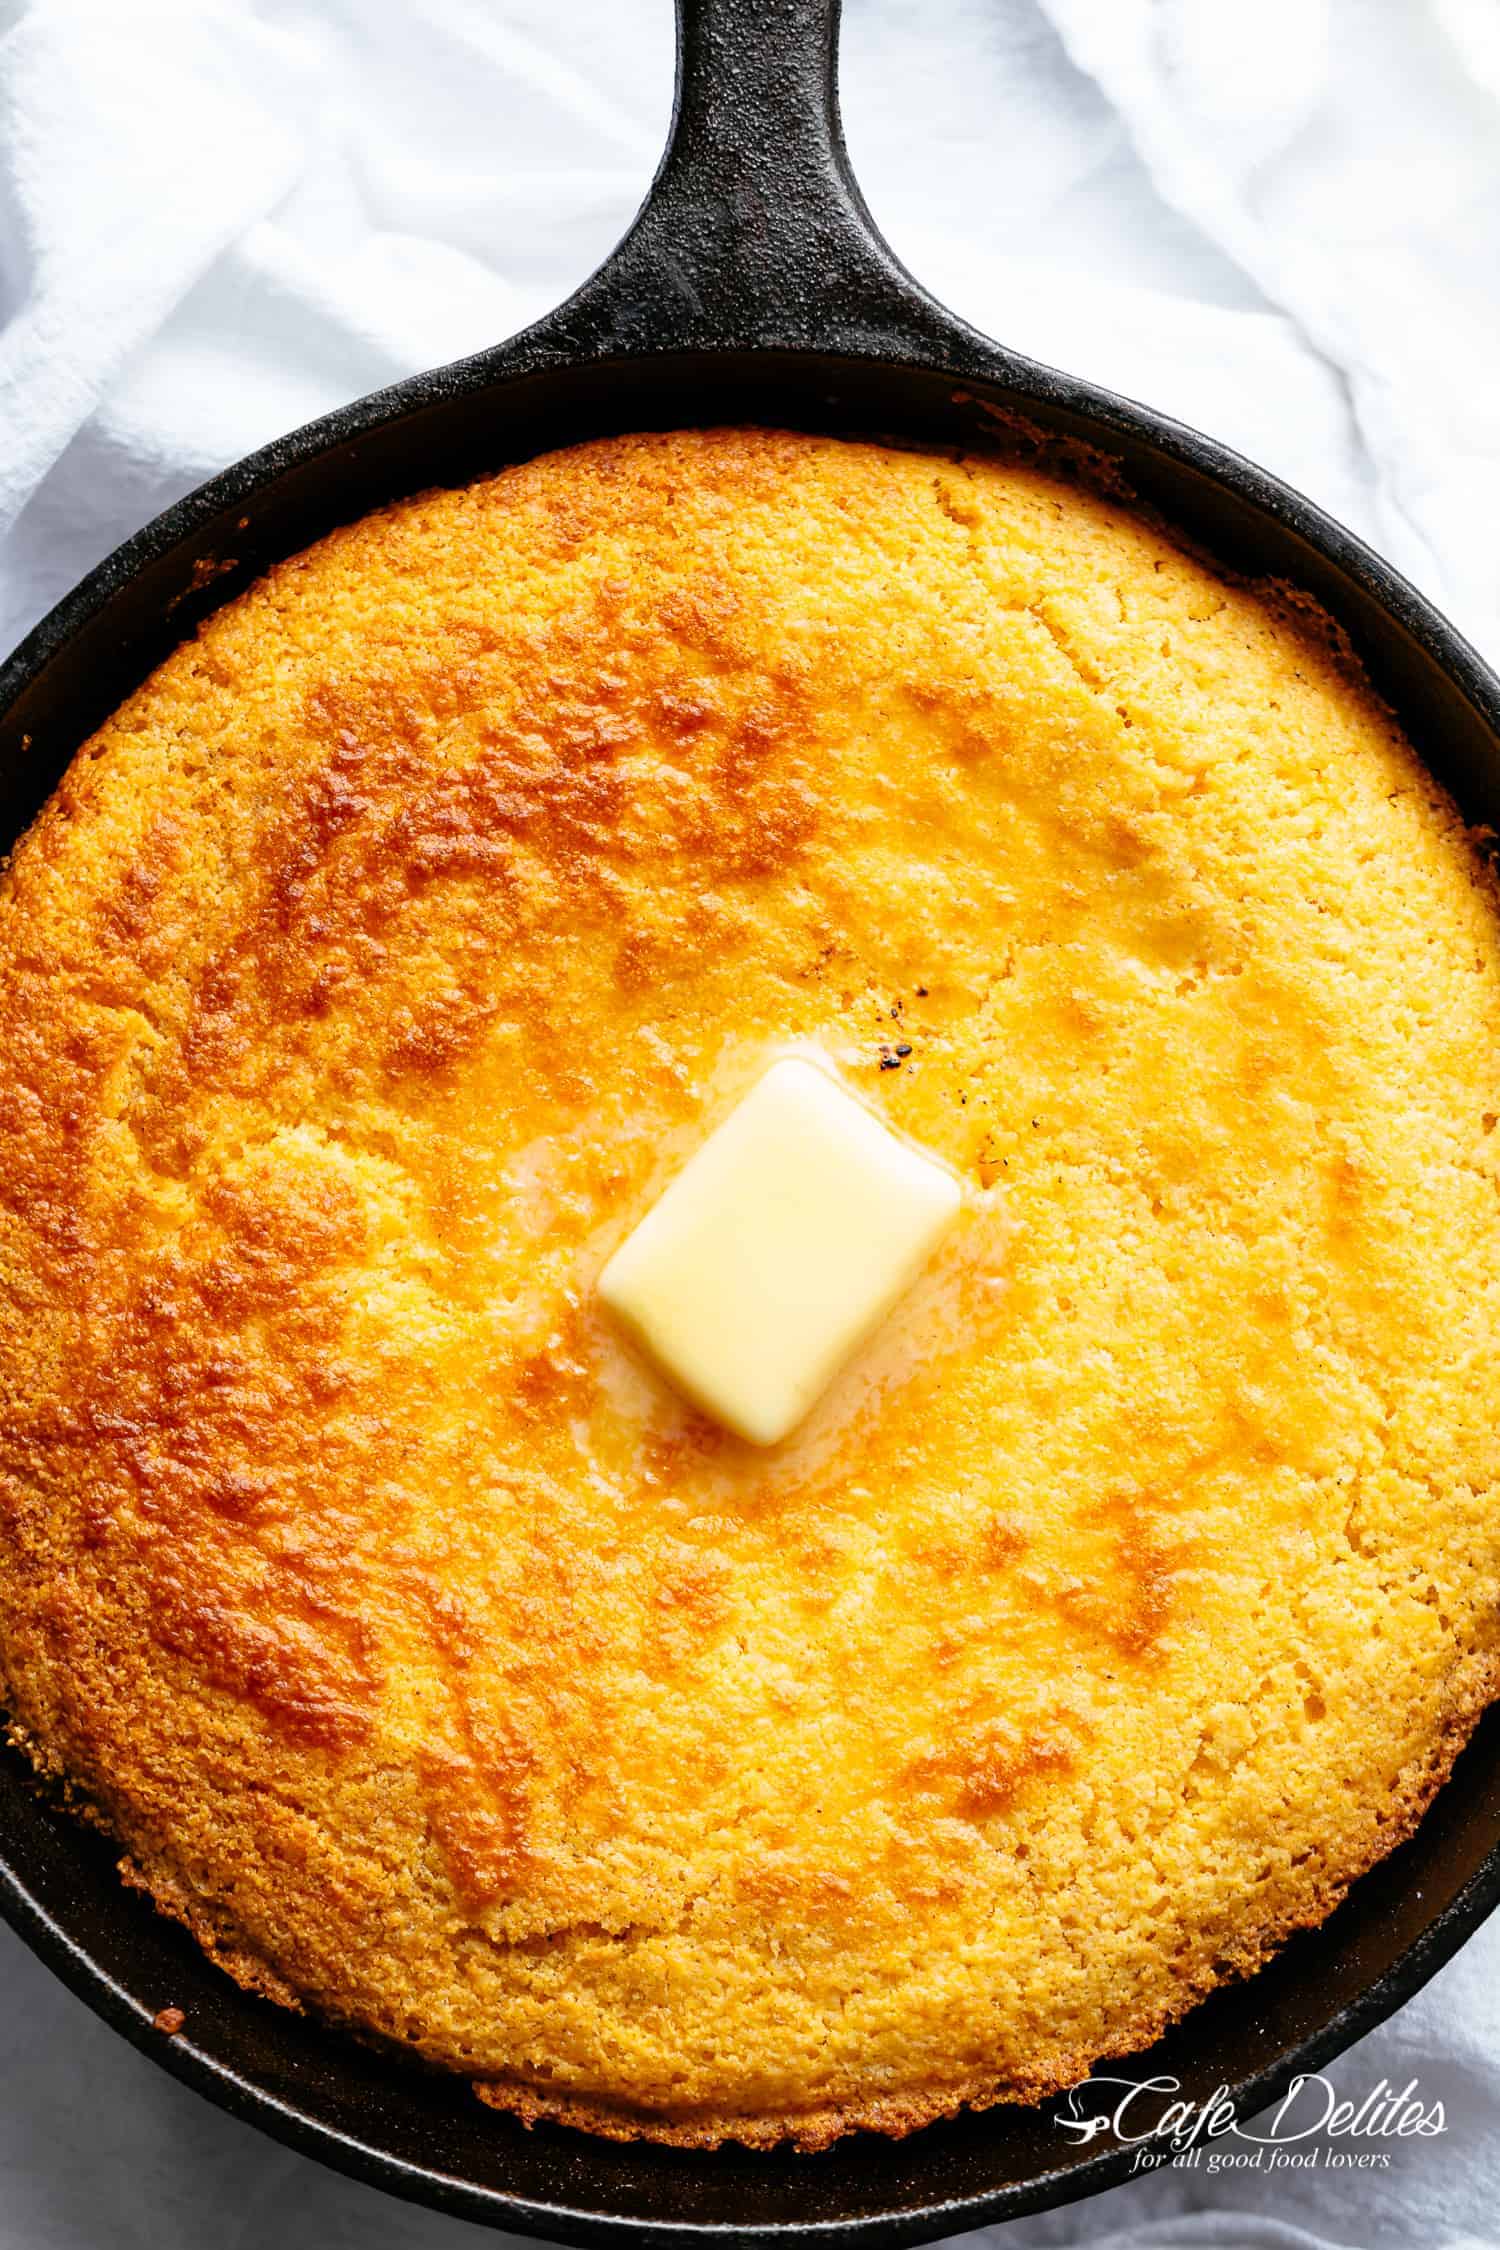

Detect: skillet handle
[546,0,962,360]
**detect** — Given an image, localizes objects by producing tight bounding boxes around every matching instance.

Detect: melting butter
[598,1055,961,1446]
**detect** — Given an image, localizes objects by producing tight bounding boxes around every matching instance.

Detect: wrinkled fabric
[1,1,1498,2245]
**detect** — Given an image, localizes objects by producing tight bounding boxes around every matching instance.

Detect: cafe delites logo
[1056,2071,1448,2176]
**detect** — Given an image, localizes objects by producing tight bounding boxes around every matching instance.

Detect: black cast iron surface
[3,0,1500,2243]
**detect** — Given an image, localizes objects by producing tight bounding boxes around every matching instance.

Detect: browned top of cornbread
[1,427,1499,2150]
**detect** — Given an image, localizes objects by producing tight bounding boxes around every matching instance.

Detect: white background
[2,2,1499,2246]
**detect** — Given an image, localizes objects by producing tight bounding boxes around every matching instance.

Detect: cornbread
[1,427,1499,2149]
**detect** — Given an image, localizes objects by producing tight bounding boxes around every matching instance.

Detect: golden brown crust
[2,427,1500,2147]
[478,1639,1500,2150]
[60,1627,1496,2150]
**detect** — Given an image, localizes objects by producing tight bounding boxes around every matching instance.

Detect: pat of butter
[599,1056,961,1445]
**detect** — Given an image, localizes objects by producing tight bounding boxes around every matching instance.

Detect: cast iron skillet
[3,0,1500,2241]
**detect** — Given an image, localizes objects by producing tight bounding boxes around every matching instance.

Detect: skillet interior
[3,1,1500,2241]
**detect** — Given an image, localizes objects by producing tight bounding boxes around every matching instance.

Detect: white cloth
[1,1,1499,2245]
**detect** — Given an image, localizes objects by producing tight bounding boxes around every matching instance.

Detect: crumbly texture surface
[1,428,1499,2150]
